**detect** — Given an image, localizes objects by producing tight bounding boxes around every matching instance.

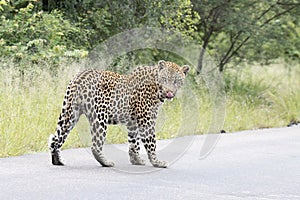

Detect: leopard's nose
[166,91,175,98]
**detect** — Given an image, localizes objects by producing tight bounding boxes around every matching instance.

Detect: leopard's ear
[158,60,166,71]
[182,65,190,75]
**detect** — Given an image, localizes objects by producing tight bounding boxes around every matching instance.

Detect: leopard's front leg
[127,127,145,165]
[141,125,168,168]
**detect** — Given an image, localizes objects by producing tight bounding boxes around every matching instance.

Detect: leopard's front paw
[151,160,168,168]
[129,152,145,166]
[100,160,115,167]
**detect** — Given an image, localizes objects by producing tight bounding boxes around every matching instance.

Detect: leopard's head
[157,60,189,100]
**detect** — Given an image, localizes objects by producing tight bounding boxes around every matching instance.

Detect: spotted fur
[48,60,189,168]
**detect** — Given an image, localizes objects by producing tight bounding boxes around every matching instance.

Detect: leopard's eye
[162,77,167,83]
[174,79,181,85]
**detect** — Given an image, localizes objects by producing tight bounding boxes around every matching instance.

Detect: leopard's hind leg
[88,109,114,167]
[48,84,81,165]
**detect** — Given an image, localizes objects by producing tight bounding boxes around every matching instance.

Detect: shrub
[0,2,88,71]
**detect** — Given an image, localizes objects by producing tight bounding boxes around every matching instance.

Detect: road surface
[1,126,300,200]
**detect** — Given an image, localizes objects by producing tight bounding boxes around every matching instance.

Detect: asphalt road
[1,126,300,200]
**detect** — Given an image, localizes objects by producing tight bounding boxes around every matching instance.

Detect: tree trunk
[197,33,211,74]
[197,48,206,74]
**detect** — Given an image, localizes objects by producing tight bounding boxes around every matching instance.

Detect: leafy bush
[0,1,88,71]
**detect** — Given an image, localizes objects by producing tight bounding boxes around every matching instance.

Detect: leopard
[48,60,189,168]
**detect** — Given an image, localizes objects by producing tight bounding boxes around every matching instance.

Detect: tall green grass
[0,61,299,157]
[224,63,300,131]
[0,63,85,157]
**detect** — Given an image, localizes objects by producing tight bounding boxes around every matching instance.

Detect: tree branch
[277,1,300,6]
[256,3,276,21]
[261,3,299,27]
[218,31,243,71]
[223,36,250,66]
[218,1,299,71]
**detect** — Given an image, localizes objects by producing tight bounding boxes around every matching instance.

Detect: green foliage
[1,0,299,72]
[160,0,200,37]
[191,0,300,71]
[0,1,88,71]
